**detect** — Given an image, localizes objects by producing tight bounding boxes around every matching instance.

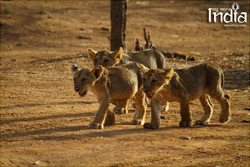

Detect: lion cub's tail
[220,71,231,102]
[221,70,225,90]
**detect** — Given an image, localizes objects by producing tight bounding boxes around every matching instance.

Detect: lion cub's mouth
[146,93,154,99]
[78,90,87,97]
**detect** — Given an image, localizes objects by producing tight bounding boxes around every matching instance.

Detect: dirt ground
[1,1,249,166]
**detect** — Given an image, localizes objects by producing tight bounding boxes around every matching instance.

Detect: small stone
[160,115,166,119]
[162,52,172,58]
[198,147,206,150]
[11,59,16,61]
[181,136,191,140]
[27,72,32,74]
[187,56,195,61]
[78,36,91,39]
[33,161,40,165]
[237,153,246,156]
[101,27,109,31]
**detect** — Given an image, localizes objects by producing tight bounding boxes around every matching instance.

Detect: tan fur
[72,62,147,129]
[142,63,231,129]
[87,47,169,112]
[87,47,166,69]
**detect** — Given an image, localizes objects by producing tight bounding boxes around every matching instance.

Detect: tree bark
[135,39,143,51]
[110,0,127,51]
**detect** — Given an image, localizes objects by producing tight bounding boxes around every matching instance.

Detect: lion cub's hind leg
[131,88,147,125]
[206,65,231,124]
[209,91,231,124]
[113,100,128,114]
[195,94,214,125]
[219,94,231,123]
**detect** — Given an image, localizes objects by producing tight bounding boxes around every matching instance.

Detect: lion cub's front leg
[144,98,161,129]
[89,97,112,129]
[131,88,147,125]
[179,100,193,127]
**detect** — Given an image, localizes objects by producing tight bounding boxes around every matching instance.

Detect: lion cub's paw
[131,119,144,125]
[195,119,209,125]
[179,120,193,127]
[113,107,127,114]
[219,114,230,124]
[143,122,160,129]
[88,122,104,129]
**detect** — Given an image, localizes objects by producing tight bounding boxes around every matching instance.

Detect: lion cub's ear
[91,65,103,80]
[111,47,123,62]
[71,64,79,72]
[136,63,149,74]
[87,48,97,62]
[161,68,173,81]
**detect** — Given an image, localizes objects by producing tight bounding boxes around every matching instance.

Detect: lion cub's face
[143,68,173,99]
[71,65,103,97]
[87,47,123,68]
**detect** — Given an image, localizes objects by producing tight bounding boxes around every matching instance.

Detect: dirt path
[1,1,249,166]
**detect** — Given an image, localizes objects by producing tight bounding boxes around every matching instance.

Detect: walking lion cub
[87,47,169,113]
[71,62,147,129]
[87,47,166,69]
[142,63,231,129]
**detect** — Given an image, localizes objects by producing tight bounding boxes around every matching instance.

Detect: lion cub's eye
[74,78,76,81]
[142,78,146,82]
[81,78,87,82]
[151,79,157,83]
[104,59,109,63]
[94,58,98,62]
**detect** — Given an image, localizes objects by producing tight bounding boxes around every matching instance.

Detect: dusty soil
[1,1,249,166]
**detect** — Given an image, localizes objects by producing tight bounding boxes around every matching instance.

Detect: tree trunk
[110,0,127,51]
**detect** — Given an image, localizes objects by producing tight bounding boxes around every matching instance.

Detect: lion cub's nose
[75,88,80,92]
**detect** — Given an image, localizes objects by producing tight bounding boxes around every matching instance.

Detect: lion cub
[87,47,166,69]
[142,63,231,129]
[87,47,169,113]
[71,62,147,129]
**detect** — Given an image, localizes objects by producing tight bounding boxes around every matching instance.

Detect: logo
[208,2,247,27]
